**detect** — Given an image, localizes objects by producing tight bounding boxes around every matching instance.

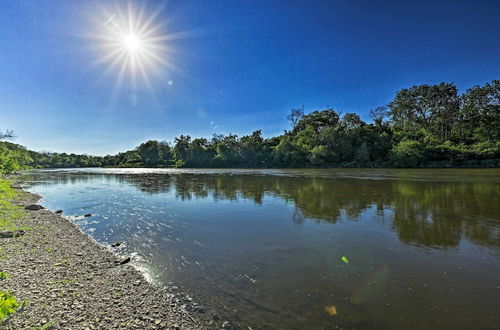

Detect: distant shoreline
[25,163,500,171]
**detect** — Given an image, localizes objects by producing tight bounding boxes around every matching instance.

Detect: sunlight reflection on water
[23,168,500,329]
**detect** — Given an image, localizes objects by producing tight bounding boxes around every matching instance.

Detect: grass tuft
[0,179,24,231]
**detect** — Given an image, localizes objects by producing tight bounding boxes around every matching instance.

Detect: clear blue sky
[1,0,499,155]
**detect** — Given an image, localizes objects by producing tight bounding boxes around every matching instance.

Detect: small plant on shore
[0,272,10,280]
[0,291,20,322]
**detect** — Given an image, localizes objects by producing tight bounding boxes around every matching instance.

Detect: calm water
[23,168,500,329]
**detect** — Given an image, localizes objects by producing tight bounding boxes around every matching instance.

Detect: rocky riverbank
[0,186,213,329]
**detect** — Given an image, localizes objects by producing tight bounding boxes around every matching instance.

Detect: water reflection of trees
[120,174,500,249]
[26,172,500,249]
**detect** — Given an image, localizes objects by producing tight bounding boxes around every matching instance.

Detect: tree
[460,80,500,143]
[173,135,192,166]
[389,83,459,143]
[213,134,240,166]
[239,130,268,166]
[341,113,364,131]
[188,138,214,167]
[293,109,340,134]
[136,140,168,166]
[273,134,307,167]
[287,107,304,129]
[0,130,15,141]
[369,106,389,128]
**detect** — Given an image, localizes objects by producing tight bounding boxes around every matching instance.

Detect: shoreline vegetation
[1,80,499,174]
[0,177,212,329]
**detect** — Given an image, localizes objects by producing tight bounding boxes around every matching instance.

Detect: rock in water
[118,257,131,265]
[55,210,63,214]
[111,242,122,248]
[25,204,44,211]
[83,213,92,217]
[0,230,26,238]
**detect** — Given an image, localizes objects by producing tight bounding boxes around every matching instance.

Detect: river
[23,168,500,329]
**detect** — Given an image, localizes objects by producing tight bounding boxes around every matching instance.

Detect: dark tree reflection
[24,171,500,249]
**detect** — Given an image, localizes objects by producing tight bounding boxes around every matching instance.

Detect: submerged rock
[83,213,92,217]
[0,230,26,238]
[25,204,44,211]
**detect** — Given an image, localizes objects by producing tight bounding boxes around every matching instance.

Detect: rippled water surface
[23,168,500,329]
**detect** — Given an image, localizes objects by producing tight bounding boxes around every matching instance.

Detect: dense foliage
[0,80,498,172]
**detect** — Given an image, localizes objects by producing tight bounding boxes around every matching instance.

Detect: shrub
[0,291,20,321]
[390,140,425,167]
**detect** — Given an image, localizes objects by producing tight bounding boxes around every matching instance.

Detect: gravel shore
[0,187,213,329]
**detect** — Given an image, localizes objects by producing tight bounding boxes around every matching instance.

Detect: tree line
[1,80,498,173]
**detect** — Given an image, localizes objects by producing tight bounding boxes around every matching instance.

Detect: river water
[23,168,500,329]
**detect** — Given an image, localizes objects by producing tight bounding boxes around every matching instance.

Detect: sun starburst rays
[87,1,179,99]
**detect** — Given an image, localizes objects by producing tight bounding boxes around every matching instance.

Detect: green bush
[0,147,20,174]
[390,140,425,167]
[0,291,20,321]
[424,142,500,165]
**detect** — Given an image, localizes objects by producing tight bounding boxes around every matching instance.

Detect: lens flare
[350,264,390,304]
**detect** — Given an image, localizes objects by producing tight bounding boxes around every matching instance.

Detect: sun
[123,34,141,52]
[87,1,181,94]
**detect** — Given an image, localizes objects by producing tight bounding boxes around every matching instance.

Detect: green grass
[0,180,25,324]
[0,178,24,231]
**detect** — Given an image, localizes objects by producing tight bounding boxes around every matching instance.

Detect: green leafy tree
[293,109,340,134]
[173,135,192,166]
[188,138,214,167]
[389,83,459,143]
[239,130,269,166]
[459,80,500,143]
[213,134,240,166]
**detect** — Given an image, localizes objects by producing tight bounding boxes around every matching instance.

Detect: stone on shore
[0,229,26,238]
[25,204,44,211]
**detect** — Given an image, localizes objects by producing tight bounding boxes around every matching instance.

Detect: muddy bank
[0,187,218,329]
